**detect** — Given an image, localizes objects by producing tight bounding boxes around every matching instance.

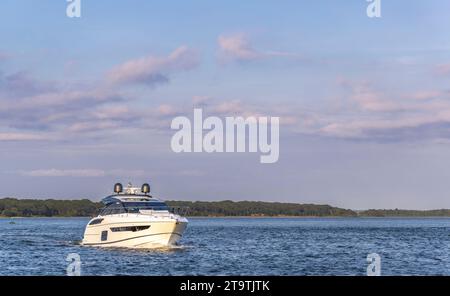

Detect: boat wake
[75,241,193,253]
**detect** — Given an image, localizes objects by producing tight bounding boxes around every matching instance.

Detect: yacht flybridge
[81,183,188,248]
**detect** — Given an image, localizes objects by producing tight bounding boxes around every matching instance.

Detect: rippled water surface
[0,217,449,275]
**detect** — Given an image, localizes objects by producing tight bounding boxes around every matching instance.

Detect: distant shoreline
[1,198,449,218]
[2,215,450,219]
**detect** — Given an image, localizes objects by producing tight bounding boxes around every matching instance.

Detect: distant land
[1,198,450,218]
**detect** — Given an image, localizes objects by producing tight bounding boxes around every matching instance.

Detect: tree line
[358,209,450,217]
[167,200,357,217]
[0,198,449,217]
[0,198,101,217]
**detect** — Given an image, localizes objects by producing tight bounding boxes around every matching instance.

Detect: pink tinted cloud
[0,132,50,141]
[217,33,301,63]
[107,46,199,86]
[218,33,262,62]
[157,104,178,116]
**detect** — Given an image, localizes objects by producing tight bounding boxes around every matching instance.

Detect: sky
[1,0,450,209]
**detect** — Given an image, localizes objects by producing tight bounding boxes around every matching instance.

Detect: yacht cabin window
[100,201,169,215]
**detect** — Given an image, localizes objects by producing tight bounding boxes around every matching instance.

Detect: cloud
[107,46,199,86]
[347,82,404,112]
[0,65,136,137]
[20,169,146,177]
[0,71,56,98]
[218,34,262,62]
[67,121,123,133]
[409,91,443,101]
[306,80,450,141]
[65,105,142,133]
[0,86,126,134]
[0,132,51,141]
[3,45,450,146]
[1,88,123,112]
[156,104,179,117]
[0,45,200,142]
[153,98,287,130]
[318,116,450,140]
[213,100,244,114]
[217,33,301,63]
[91,105,134,120]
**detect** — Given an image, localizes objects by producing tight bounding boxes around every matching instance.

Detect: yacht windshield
[100,203,125,215]
[100,201,169,215]
[124,202,169,213]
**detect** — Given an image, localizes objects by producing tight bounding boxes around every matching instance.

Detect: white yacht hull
[81,214,188,248]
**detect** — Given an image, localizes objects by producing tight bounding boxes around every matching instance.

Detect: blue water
[0,217,448,275]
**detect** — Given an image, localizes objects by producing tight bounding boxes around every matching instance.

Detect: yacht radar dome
[141,183,150,195]
[114,183,123,194]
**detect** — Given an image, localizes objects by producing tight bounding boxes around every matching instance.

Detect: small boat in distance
[81,182,188,248]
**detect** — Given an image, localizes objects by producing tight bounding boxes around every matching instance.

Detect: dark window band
[89,218,104,225]
[110,225,151,232]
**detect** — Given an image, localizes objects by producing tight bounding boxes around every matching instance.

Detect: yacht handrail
[98,203,189,216]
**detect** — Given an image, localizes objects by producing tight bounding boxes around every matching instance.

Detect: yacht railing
[169,206,190,216]
[98,205,189,217]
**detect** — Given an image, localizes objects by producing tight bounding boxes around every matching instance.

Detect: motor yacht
[81,183,188,248]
